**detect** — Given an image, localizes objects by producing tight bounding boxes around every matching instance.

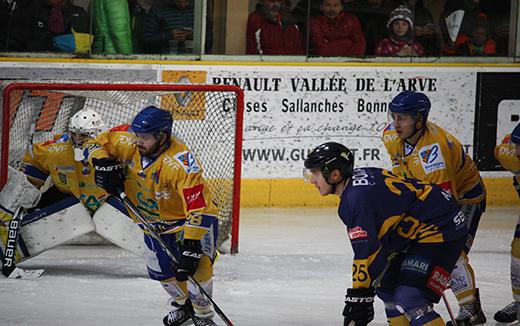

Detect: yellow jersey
[87,125,218,241]
[21,133,108,213]
[495,134,520,184]
[382,121,485,205]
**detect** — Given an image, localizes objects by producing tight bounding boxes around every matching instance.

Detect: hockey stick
[118,191,234,326]
[441,292,457,326]
[1,206,44,279]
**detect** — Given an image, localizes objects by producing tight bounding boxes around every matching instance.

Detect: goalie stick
[118,191,234,326]
[1,207,44,279]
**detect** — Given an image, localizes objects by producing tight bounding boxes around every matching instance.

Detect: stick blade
[6,267,45,280]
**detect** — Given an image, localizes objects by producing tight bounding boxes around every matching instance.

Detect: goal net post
[0,82,244,254]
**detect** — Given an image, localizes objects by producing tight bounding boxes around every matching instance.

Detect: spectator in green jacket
[92,0,133,54]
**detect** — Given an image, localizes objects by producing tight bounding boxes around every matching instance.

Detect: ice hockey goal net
[0,82,244,254]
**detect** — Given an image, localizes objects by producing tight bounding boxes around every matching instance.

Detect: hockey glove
[92,157,125,196]
[514,177,520,199]
[175,239,203,282]
[343,287,375,326]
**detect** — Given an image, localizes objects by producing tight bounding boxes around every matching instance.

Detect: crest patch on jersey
[418,143,445,173]
[183,184,206,211]
[175,151,201,174]
[58,173,67,184]
[348,226,368,240]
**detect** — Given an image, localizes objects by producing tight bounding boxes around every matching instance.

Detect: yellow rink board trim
[2,56,520,68]
[240,178,519,208]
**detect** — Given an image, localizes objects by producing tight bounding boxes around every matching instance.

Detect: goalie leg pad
[93,196,146,257]
[18,196,95,259]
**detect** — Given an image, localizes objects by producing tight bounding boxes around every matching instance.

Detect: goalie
[0,108,145,278]
[88,106,219,326]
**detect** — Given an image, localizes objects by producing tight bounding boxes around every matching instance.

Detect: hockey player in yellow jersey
[22,109,108,212]
[382,91,487,326]
[88,106,219,326]
[493,123,520,323]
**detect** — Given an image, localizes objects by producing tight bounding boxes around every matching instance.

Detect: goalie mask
[68,109,106,161]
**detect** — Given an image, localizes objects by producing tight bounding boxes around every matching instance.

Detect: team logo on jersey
[418,144,445,173]
[175,151,201,174]
[58,173,67,184]
[182,184,206,211]
[348,226,368,240]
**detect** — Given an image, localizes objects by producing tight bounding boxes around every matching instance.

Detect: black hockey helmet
[304,142,354,179]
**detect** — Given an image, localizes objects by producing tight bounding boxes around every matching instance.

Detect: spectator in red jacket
[309,0,366,56]
[246,0,305,55]
[375,5,424,56]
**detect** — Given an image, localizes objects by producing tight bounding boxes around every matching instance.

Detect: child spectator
[246,0,305,55]
[375,5,424,56]
[309,0,366,56]
[445,14,496,56]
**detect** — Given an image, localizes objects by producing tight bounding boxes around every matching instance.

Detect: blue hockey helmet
[131,106,173,137]
[304,142,354,179]
[389,90,431,123]
[512,123,520,144]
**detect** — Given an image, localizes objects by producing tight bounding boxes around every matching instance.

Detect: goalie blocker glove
[92,157,125,196]
[343,287,375,326]
[175,239,203,282]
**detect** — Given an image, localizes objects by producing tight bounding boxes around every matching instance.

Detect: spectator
[440,0,482,51]
[309,0,366,56]
[445,14,496,56]
[27,0,91,53]
[343,0,399,55]
[246,0,305,55]
[0,0,33,51]
[403,0,441,56]
[128,0,155,54]
[92,0,133,54]
[375,5,424,56]
[141,0,212,54]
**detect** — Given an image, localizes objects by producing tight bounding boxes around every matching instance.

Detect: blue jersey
[338,167,468,289]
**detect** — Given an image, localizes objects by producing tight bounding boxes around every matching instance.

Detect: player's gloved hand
[175,239,203,282]
[343,287,375,326]
[92,157,124,196]
[514,177,520,199]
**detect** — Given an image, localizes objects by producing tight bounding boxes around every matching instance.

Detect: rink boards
[0,59,518,207]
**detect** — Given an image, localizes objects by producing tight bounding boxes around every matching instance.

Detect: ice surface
[0,207,518,325]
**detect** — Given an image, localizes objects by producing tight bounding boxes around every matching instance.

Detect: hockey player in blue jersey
[304,142,469,326]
